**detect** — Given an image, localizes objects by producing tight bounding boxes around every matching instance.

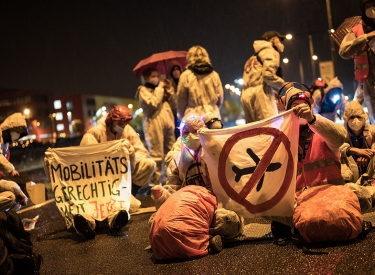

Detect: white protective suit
[339,23,375,124]
[241,40,285,123]
[340,100,375,182]
[0,113,28,211]
[135,83,176,186]
[312,77,348,122]
[83,118,155,191]
[176,47,224,120]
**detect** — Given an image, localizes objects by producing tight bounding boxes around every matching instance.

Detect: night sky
[0,0,361,98]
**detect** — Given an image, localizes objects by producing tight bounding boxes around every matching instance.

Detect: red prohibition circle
[218,127,294,214]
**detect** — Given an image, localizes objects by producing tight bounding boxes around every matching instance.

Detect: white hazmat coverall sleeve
[240,40,284,123]
[135,85,175,186]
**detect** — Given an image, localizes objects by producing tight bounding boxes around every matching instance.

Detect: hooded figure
[135,67,176,186]
[241,30,286,123]
[0,113,28,212]
[69,106,156,239]
[279,85,346,193]
[83,105,155,195]
[311,77,348,122]
[340,100,375,182]
[177,46,224,120]
[164,112,223,170]
[339,0,375,124]
[150,113,243,255]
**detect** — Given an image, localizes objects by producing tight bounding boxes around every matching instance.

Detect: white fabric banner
[199,110,299,219]
[44,139,132,228]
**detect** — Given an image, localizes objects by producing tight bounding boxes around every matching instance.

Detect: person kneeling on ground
[150,113,243,256]
[0,113,28,212]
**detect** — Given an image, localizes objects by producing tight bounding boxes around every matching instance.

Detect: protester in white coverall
[270,84,347,237]
[177,46,224,120]
[311,77,348,122]
[241,30,286,123]
[151,113,244,253]
[72,105,156,239]
[82,105,155,196]
[339,100,375,213]
[0,113,28,212]
[135,67,176,186]
[339,0,375,124]
[164,112,224,169]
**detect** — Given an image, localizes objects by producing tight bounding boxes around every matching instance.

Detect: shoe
[110,210,129,236]
[209,235,223,253]
[73,215,95,239]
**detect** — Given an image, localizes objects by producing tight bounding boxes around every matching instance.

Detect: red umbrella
[133,50,187,78]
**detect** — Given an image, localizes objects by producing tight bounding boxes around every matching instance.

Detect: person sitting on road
[164,112,223,170]
[151,113,243,254]
[71,105,156,239]
[340,100,375,183]
[0,113,28,212]
[278,83,346,194]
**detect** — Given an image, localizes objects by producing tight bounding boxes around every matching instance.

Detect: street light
[49,113,56,139]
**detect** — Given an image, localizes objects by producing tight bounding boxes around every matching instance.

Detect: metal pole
[299,58,305,84]
[308,35,316,81]
[325,0,336,76]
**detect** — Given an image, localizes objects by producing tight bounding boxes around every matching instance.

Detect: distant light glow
[128,104,133,109]
[332,94,341,103]
[225,84,230,89]
[312,55,318,60]
[286,34,292,40]
[330,29,335,33]
[283,58,289,64]
[237,78,244,85]
[345,96,349,100]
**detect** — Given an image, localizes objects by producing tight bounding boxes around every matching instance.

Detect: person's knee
[0,191,17,211]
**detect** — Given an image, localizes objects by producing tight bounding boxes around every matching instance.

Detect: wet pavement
[18,194,375,275]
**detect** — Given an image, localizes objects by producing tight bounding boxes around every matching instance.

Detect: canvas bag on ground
[149,185,217,260]
[293,185,363,243]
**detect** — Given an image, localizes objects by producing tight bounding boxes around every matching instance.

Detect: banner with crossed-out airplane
[199,110,299,219]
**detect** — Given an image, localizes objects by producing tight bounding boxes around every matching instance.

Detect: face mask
[113,125,124,134]
[182,133,201,150]
[10,131,20,142]
[149,77,159,86]
[366,7,375,18]
[275,42,285,52]
[348,118,364,132]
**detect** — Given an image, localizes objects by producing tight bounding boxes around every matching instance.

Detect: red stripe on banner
[218,127,294,214]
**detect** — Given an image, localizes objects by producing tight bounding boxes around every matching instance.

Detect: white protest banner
[199,110,299,219]
[44,139,132,228]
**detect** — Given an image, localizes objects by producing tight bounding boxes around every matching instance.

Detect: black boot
[131,183,141,196]
[110,210,129,236]
[73,215,95,239]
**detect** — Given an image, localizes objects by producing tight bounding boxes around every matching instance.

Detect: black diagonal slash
[232,148,281,192]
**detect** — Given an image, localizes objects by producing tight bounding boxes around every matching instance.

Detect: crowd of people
[3,0,375,261]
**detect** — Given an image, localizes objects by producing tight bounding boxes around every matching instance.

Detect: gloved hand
[151,185,164,200]
[16,191,28,206]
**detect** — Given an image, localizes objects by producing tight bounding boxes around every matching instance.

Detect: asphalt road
[18,194,375,275]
